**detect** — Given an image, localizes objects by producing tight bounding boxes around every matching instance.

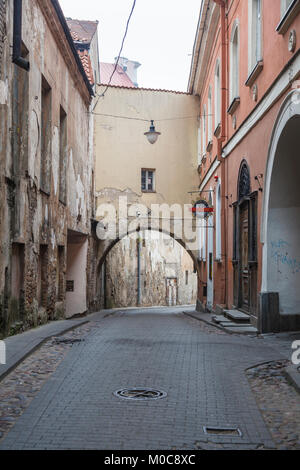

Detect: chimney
[115,57,141,87]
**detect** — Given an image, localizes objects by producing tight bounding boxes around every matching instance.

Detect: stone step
[219,322,249,328]
[224,309,251,323]
[223,325,258,335]
[212,315,231,324]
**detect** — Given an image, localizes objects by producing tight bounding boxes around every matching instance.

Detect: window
[281,0,294,16]
[59,107,67,204]
[185,271,189,285]
[202,106,206,155]
[208,87,212,144]
[41,76,52,194]
[277,0,300,34]
[197,125,202,165]
[141,169,155,192]
[248,0,262,73]
[230,22,240,103]
[214,60,221,129]
[198,217,207,262]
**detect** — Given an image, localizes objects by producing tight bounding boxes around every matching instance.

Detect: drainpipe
[137,239,141,306]
[13,0,30,71]
[212,0,228,308]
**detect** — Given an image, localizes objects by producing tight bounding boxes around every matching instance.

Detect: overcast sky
[59,0,201,92]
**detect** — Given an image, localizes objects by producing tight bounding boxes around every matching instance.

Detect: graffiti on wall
[271,240,300,274]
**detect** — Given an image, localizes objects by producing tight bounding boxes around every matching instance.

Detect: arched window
[215,182,222,260]
[238,161,251,201]
[214,60,221,129]
[202,106,206,156]
[230,21,240,103]
[248,0,262,73]
[208,87,212,143]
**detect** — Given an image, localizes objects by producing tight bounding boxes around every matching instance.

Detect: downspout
[13,0,30,71]
[213,0,228,307]
[137,239,141,306]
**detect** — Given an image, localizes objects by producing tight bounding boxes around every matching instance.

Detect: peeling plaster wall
[105,234,197,308]
[0,0,96,337]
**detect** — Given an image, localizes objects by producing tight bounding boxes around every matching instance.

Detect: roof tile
[100,63,135,88]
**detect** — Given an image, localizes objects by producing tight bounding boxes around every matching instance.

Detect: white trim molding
[199,159,221,192]
[222,51,300,158]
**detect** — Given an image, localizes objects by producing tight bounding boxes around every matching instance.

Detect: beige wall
[95,86,200,212]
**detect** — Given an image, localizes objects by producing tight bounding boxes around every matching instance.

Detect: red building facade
[189,0,300,332]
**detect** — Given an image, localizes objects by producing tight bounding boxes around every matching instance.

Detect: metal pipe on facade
[137,239,141,306]
[13,0,30,71]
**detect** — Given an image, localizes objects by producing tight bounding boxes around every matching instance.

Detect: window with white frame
[281,0,294,17]
[198,217,206,261]
[215,182,222,260]
[197,125,202,165]
[208,87,212,144]
[141,169,155,192]
[230,21,240,103]
[202,106,206,156]
[214,60,221,129]
[248,0,262,73]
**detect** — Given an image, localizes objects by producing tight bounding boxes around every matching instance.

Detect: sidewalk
[0,310,113,382]
[184,309,300,392]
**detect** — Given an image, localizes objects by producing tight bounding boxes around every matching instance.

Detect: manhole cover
[114,388,167,401]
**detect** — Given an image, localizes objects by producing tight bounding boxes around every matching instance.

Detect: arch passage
[267,116,300,315]
[261,91,300,332]
[96,228,200,309]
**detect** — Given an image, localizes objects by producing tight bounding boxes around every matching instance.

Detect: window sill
[276,0,300,35]
[245,60,263,88]
[206,140,213,153]
[214,123,221,138]
[227,97,240,115]
[142,190,156,194]
[40,188,50,197]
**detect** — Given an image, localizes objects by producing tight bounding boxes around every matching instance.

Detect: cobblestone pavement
[246,360,300,450]
[0,308,296,450]
[0,322,98,441]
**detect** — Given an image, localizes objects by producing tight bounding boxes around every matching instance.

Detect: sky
[59,0,201,92]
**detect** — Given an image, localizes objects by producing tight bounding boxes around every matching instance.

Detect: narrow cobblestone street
[0,308,298,450]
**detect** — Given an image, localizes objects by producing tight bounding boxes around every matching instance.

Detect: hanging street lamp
[144,120,161,144]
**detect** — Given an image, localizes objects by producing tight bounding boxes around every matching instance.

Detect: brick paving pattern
[0,308,293,450]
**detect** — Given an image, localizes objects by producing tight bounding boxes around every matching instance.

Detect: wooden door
[240,203,249,311]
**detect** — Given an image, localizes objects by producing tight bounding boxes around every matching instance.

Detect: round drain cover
[114,387,167,401]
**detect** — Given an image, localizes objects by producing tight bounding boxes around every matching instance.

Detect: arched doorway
[233,161,258,318]
[261,91,300,332]
[96,229,200,310]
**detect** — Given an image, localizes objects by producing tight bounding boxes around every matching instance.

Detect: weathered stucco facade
[94,84,201,307]
[0,0,98,338]
[104,234,197,309]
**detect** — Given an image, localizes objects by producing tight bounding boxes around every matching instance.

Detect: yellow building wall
[94,86,200,212]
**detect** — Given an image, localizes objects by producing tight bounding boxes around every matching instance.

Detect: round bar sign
[192,199,214,219]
